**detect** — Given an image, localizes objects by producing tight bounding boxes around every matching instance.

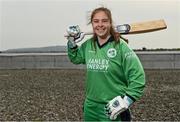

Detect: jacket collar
[96,35,114,48]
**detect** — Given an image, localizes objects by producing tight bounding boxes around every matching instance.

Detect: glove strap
[123,96,134,107]
[67,40,77,49]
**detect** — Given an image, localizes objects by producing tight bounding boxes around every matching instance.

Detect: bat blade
[126,19,167,34]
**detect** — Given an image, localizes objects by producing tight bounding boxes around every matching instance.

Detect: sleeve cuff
[123,95,134,107]
[70,45,78,49]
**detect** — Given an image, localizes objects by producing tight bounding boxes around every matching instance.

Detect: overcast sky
[0,0,180,50]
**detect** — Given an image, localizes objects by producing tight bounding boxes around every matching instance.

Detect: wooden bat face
[126,19,167,34]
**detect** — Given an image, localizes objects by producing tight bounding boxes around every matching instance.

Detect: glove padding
[105,96,129,120]
[67,25,80,37]
[67,25,85,42]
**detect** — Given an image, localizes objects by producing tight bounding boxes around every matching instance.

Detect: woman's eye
[93,20,99,23]
[102,19,109,23]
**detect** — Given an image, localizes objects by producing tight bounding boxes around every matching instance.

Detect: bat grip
[64,32,93,37]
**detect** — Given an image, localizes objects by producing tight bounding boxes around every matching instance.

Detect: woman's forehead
[93,11,109,19]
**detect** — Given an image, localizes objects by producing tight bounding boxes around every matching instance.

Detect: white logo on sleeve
[107,48,117,58]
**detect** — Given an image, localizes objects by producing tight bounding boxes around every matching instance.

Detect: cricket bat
[64,19,167,37]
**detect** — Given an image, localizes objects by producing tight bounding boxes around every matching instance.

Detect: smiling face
[92,11,111,39]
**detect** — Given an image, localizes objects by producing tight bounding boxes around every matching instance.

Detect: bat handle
[64,32,93,37]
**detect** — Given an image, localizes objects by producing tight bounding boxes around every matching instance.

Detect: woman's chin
[97,33,110,39]
[96,32,105,37]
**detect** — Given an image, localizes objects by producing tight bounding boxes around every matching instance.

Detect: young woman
[66,7,146,121]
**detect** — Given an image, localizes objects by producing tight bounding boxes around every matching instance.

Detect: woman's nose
[98,21,103,27]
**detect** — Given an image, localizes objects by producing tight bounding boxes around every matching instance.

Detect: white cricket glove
[66,25,85,49]
[105,96,133,120]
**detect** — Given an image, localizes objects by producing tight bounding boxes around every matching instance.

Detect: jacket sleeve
[121,40,146,101]
[67,42,86,64]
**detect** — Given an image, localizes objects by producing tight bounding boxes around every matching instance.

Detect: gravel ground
[0,69,180,121]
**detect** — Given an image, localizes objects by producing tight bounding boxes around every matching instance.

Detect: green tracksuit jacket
[67,36,145,103]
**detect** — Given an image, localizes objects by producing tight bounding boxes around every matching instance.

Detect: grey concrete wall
[0,51,180,69]
[137,51,180,69]
[0,53,85,69]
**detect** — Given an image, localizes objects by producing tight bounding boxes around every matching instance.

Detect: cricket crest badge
[107,48,117,58]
